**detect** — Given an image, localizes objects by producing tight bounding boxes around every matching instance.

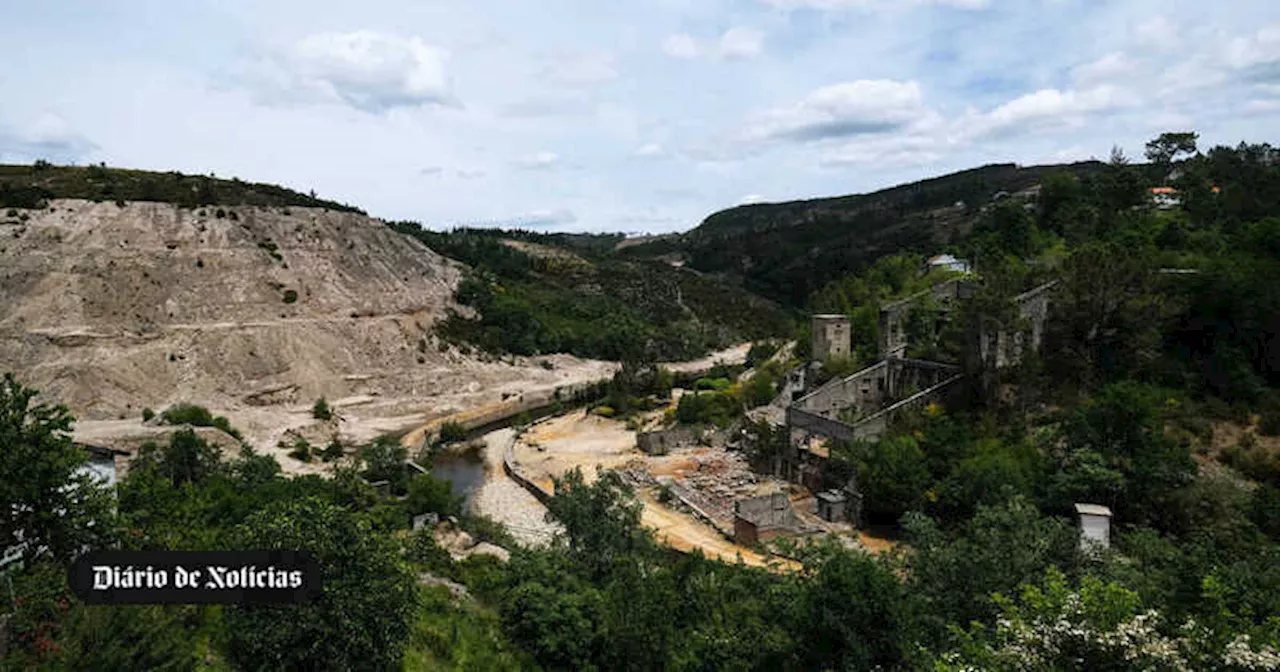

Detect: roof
[1074,503,1113,517]
[928,254,958,265]
[1149,186,1178,195]
[817,490,847,503]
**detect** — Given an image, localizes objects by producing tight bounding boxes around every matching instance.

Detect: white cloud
[254,30,455,111]
[745,80,927,143]
[819,134,943,167]
[1244,99,1280,114]
[513,151,560,169]
[718,28,764,59]
[635,143,664,156]
[662,34,700,59]
[0,113,97,163]
[738,193,766,205]
[509,208,577,228]
[1224,23,1280,71]
[960,85,1136,139]
[1072,52,1138,87]
[760,0,991,10]
[543,52,618,87]
[1133,16,1181,51]
[420,166,443,176]
[455,168,487,180]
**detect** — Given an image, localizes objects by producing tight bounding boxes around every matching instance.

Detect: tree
[1063,381,1197,531]
[225,497,418,672]
[159,428,221,486]
[0,374,115,565]
[1146,131,1200,172]
[546,468,653,581]
[361,436,408,492]
[312,397,332,421]
[903,498,1079,643]
[406,473,461,518]
[794,546,915,670]
[851,435,933,524]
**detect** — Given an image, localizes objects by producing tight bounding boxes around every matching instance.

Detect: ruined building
[811,314,851,363]
[767,276,1058,512]
[733,492,798,545]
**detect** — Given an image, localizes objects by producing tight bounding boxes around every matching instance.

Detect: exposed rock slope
[0,199,469,419]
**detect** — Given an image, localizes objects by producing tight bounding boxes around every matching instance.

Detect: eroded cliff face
[0,199,470,417]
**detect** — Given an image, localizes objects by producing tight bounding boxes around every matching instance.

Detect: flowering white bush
[934,568,1280,671]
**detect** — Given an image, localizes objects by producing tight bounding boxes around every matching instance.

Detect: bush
[282,289,298,304]
[141,408,154,422]
[438,421,467,444]
[158,403,243,440]
[313,397,332,420]
[287,436,312,462]
[322,436,345,461]
[593,406,616,418]
[746,340,780,368]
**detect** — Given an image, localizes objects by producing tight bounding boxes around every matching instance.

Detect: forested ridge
[5,132,1280,670]
[387,223,795,363]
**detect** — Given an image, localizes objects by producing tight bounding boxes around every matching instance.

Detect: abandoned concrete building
[636,426,701,456]
[1076,503,1113,551]
[764,275,1058,516]
[811,314,852,363]
[733,492,799,545]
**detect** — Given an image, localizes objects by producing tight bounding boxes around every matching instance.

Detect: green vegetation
[0,162,364,212]
[157,402,243,440]
[311,397,332,421]
[286,436,312,462]
[10,132,1280,669]
[140,407,154,422]
[388,224,794,362]
[622,161,1106,306]
[438,420,467,444]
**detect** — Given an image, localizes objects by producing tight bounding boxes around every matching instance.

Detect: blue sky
[1,0,1278,233]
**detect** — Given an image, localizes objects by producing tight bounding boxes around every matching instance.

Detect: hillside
[0,198,636,461]
[391,225,795,362]
[621,161,1108,305]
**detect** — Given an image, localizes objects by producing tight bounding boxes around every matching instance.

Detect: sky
[1,1,1278,234]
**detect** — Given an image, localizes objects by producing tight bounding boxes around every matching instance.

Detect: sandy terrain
[470,428,562,547]
[490,408,798,569]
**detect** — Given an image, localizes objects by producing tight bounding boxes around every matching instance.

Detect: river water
[429,450,487,507]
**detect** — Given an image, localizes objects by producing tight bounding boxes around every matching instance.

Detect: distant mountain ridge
[620,161,1109,305]
[0,163,364,213]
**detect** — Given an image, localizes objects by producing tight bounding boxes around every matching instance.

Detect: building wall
[811,315,851,363]
[1081,514,1110,549]
[878,278,976,359]
[636,426,699,455]
[734,517,760,545]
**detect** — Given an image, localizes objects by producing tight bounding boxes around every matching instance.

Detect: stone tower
[811,314,851,363]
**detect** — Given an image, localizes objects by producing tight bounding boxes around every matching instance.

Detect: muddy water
[429,450,487,506]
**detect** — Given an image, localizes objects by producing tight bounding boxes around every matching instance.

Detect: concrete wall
[878,278,976,359]
[1080,513,1111,549]
[812,315,851,363]
[733,492,795,544]
[979,281,1056,369]
[794,358,959,421]
[795,360,890,418]
[788,372,964,444]
[636,426,699,455]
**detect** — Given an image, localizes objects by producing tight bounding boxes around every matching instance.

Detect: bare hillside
[0,200,620,463]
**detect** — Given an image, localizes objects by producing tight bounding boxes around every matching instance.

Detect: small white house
[925,254,971,274]
[1075,503,1113,550]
